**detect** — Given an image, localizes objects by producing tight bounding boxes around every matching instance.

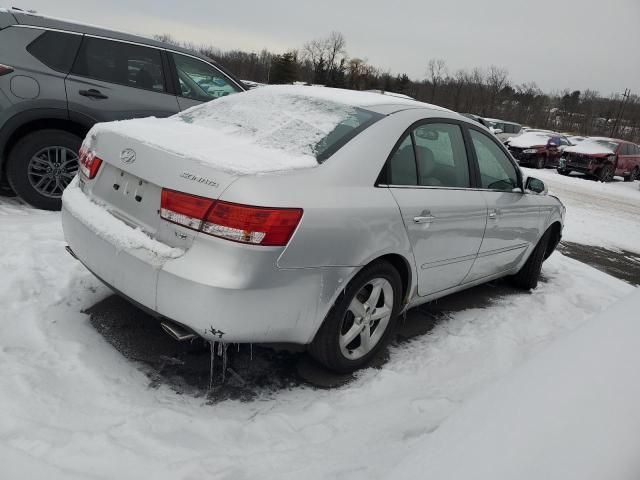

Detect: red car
[559,138,640,182]
[507,132,571,169]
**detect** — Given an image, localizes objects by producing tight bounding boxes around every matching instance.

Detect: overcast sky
[14,0,640,95]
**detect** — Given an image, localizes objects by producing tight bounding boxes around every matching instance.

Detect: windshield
[593,139,619,151]
[178,88,382,163]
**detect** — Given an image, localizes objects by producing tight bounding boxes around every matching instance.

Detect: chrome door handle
[413,215,435,224]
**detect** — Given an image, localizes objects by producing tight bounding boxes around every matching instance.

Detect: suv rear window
[71,37,166,92]
[27,31,82,73]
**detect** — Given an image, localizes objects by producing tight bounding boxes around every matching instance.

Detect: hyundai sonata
[62,86,564,373]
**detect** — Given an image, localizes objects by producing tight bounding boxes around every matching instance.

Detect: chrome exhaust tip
[160,320,198,342]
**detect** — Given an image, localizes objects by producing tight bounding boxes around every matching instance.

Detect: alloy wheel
[339,278,394,360]
[27,146,79,198]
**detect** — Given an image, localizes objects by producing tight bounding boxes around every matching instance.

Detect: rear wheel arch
[2,116,90,167]
[374,253,412,305]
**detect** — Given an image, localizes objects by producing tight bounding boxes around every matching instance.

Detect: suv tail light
[0,64,13,76]
[160,188,303,246]
[79,148,103,179]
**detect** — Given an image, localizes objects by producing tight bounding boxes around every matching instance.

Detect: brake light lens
[0,64,13,76]
[78,148,103,179]
[160,189,214,230]
[160,188,303,246]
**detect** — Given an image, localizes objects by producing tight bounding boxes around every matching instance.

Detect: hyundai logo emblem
[120,148,136,164]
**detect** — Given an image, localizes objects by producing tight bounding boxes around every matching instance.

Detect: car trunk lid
[81,129,238,249]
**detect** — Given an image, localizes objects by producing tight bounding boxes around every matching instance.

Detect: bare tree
[427,58,447,102]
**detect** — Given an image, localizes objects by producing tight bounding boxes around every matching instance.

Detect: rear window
[179,88,383,163]
[27,30,82,73]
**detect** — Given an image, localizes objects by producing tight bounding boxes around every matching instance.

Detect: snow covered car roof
[86,86,450,175]
[507,132,553,148]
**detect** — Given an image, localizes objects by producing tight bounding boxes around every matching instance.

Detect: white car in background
[484,118,523,143]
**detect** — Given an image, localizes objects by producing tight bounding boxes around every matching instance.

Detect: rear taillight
[160,188,303,246]
[78,148,103,179]
[0,64,13,76]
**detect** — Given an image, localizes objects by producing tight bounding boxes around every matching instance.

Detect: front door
[385,122,487,296]
[65,36,180,123]
[464,128,542,282]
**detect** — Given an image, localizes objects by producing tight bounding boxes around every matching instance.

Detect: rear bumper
[61,198,352,344]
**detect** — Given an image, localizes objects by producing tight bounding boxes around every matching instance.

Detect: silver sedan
[61,86,564,373]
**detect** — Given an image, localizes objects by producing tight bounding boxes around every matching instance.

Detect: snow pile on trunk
[86,85,431,176]
[508,132,551,148]
[564,140,617,155]
[393,288,640,480]
[62,177,183,259]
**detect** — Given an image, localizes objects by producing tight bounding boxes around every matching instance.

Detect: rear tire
[509,229,552,290]
[624,167,639,182]
[309,261,402,373]
[6,129,82,210]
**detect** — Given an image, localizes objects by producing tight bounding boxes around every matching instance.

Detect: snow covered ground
[522,167,640,253]
[0,167,638,478]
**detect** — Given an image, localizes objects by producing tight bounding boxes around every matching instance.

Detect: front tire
[598,164,614,183]
[309,261,402,373]
[6,129,82,210]
[509,229,552,290]
[535,156,545,169]
[557,168,571,176]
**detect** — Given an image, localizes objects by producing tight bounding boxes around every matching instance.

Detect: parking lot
[1,166,638,477]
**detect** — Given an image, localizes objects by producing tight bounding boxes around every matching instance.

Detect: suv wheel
[309,261,402,373]
[6,130,82,210]
[598,164,614,183]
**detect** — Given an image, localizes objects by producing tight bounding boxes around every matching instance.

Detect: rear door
[385,120,487,296]
[464,127,542,282]
[168,52,244,111]
[65,36,180,123]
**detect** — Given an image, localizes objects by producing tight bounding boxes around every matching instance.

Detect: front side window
[470,129,519,191]
[172,53,240,101]
[72,37,166,92]
[413,123,470,188]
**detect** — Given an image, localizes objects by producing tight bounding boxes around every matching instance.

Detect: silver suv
[0,8,246,209]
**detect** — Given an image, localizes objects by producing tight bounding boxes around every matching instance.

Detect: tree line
[155,32,639,142]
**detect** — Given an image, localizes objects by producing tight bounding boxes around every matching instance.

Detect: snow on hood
[508,132,552,148]
[564,139,618,156]
[86,86,440,176]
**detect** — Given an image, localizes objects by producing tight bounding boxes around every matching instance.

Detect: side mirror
[524,176,547,195]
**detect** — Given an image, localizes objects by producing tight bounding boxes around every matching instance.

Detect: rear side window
[72,37,166,92]
[386,122,470,188]
[27,31,82,73]
[388,135,417,185]
[413,123,470,188]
